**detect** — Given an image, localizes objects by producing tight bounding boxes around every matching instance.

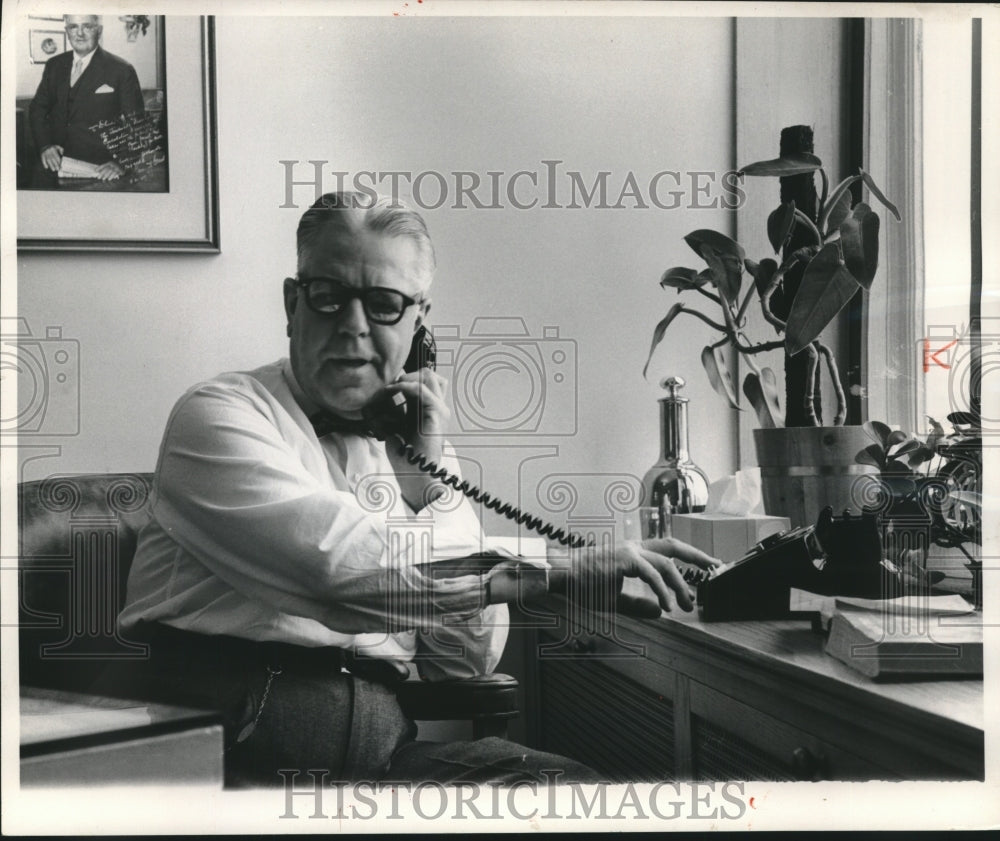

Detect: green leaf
[855,444,884,468]
[907,445,935,467]
[824,188,853,234]
[839,203,880,289]
[767,202,796,253]
[642,303,684,379]
[947,411,979,427]
[684,229,745,263]
[739,153,823,177]
[742,369,782,428]
[661,266,697,285]
[700,245,743,305]
[819,174,862,232]
[746,257,778,299]
[859,168,902,221]
[793,208,822,244]
[886,430,909,447]
[889,438,922,458]
[864,420,892,446]
[784,242,862,356]
[925,416,945,452]
[695,269,715,287]
[780,245,821,274]
[884,458,913,476]
[660,266,709,292]
[701,344,741,410]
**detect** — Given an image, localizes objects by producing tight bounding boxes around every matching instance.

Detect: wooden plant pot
[753,426,877,529]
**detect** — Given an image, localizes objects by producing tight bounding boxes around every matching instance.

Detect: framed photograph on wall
[16,15,219,252]
[28,30,66,64]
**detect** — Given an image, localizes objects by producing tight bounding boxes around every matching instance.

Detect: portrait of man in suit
[25,14,148,186]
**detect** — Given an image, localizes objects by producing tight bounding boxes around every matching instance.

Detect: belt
[131,621,409,687]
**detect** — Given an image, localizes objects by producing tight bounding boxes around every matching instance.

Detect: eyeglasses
[294,277,422,326]
[66,24,99,34]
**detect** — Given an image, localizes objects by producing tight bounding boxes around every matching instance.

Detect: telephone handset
[361,326,587,547]
[361,325,436,441]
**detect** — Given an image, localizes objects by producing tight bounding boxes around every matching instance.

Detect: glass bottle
[640,376,710,535]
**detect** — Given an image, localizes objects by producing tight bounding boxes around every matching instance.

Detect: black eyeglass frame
[294,276,423,326]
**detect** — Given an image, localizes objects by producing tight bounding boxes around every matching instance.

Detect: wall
[16,14,739,534]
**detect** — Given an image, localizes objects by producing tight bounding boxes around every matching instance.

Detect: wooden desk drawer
[688,682,896,781]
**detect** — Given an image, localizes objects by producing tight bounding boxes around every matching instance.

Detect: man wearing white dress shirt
[111,191,718,787]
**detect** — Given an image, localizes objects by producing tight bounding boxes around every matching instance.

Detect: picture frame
[28,30,66,64]
[16,16,219,253]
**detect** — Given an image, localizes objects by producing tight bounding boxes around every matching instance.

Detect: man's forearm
[484,559,567,606]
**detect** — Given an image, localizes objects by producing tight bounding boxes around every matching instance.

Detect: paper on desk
[57,155,102,178]
[835,593,974,615]
[790,588,975,631]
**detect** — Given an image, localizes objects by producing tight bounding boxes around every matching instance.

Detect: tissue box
[670,513,790,562]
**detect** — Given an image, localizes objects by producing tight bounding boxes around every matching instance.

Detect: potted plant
[644,125,900,527]
[853,412,983,605]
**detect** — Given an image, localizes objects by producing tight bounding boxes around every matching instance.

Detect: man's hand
[40,145,63,171]
[95,161,124,181]
[552,537,723,617]
[384,368,451,511]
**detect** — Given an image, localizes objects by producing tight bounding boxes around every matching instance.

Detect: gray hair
[64,15,102,24]
[296,192,436,291]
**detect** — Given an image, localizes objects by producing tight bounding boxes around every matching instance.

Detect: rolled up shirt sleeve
[150,379,492,638]
[414,602,509,681]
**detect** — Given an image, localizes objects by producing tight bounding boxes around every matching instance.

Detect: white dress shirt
[119,358,509,680]
[69,48,96,85]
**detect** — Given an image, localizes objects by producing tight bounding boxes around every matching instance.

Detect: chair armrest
[396,673,520,739]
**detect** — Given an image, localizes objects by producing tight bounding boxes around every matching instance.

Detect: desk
[525,588,983,781]
[20,687,224,787]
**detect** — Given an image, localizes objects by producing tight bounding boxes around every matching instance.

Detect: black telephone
[361,326,587,547]
[694,507,894,621]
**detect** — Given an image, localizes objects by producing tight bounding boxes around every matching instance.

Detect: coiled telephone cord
[394,435,588,548]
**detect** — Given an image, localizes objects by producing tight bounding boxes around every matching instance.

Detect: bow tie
[308,411,375,439]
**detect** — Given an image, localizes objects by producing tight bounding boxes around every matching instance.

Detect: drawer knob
[792,746,827,780]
